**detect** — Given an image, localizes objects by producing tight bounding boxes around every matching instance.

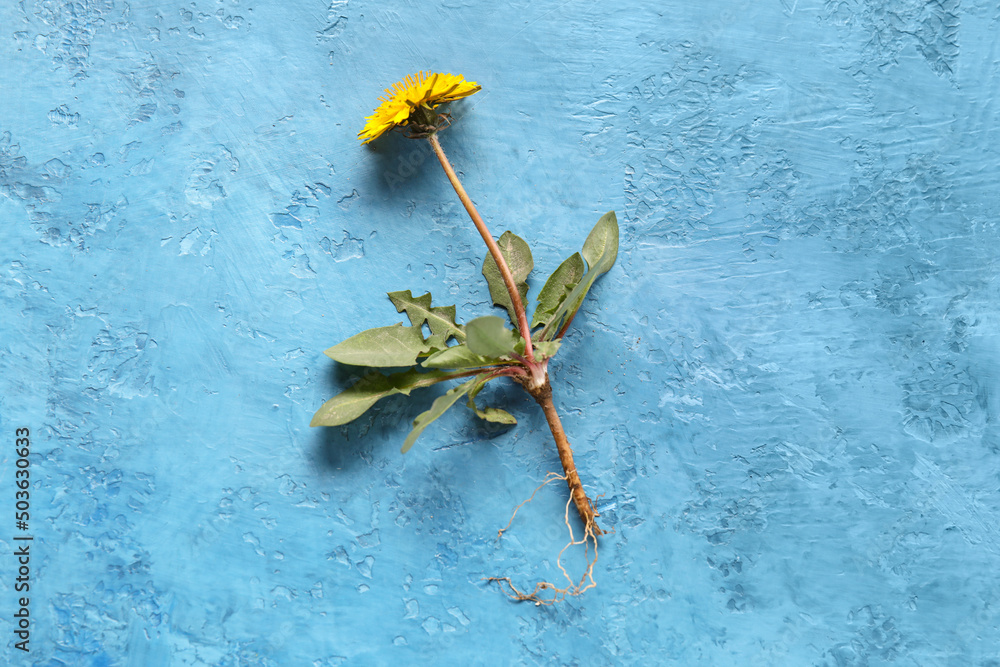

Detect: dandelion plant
[312,72,618,597]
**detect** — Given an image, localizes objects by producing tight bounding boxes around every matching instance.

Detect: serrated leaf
[401,378,477,453]
[531,252,585,329]
[325,323,430,367]
[310,368,455,427]
[482,231,533,326]
[540,211,619,340]
[421,343,503,369]
[466,316,520,358]
[467,373,517,425]
[387,290,465,345]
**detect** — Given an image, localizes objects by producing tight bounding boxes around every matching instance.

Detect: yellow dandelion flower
[358,71,481,144]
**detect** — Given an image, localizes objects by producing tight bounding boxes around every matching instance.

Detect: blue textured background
[3,0,1000,664]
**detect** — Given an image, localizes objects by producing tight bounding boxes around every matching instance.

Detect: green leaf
[401,378,477,453]
[421,343,503,370]
[482,231,533,326]
[466,316,520,358]
[581,211,619,274]
[540,211,619,340]
[467,374,517,425]
[514,337,560,359]
[387,290,465,348]
[310,368,455,427]
[531,252,585,329]
[324,323,430,367]
[532,339,561,359]
[470,404,516,425]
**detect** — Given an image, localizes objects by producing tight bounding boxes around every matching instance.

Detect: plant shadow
[311,362,524,474]
[359,99,480,207]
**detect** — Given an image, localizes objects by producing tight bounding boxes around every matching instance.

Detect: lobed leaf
[466,316,520,358]
[388,290,465,347]
[310,368,456,427]
[482,231,533,326]
[531,252,585,329]
[324,323,430,367]
[401,378,478,453]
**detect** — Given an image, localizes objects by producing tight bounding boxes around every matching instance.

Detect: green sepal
[401,378,478,453]
[324,323,430,367]
[466,373,517,425]
[466,316,520,358]
[310,368,456,427]
[421,343,503,370]
[531,252,585,329]
[482,231,533,327]
[540,211,619,340]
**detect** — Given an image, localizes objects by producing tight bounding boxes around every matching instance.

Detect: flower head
[358,71,481,144]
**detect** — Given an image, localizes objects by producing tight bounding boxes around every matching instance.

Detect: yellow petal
[358,71,480,142]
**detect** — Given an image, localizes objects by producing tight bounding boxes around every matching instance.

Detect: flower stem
[427,133,535,360]
[427,132,601,535]
[526,380,604,536]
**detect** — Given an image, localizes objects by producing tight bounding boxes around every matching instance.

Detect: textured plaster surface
[2,0,1000,664]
